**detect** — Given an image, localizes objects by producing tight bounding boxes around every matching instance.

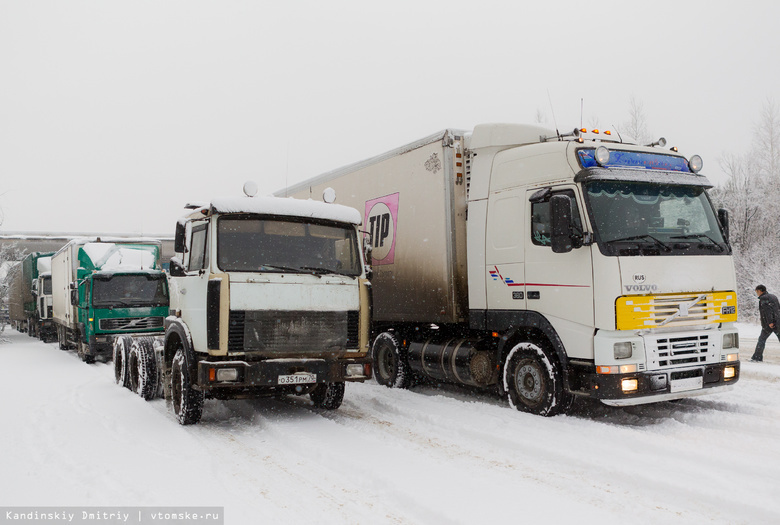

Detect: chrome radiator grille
[647,334,711,369]
[99,316,164,331]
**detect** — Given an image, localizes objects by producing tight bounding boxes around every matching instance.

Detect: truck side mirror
[550,194,574,254]
[70,289,78,306]
[169,257,186,277]
[717,208,730,244]
[174,221,187,253]
[362,231,373,266]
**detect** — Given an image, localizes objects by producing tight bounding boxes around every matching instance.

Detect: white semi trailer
[280,124,740,416]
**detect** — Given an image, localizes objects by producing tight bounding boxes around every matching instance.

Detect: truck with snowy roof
[280,123,740,416]
[52,239,169,375]
[162,186,372,424]
[7,252,56,341]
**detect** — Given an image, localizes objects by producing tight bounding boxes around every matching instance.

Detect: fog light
[216,368,239,382]
[621,378,639,392]
[346,364,364,377]
[724,366,736,380]
[614,342,633,359]
[723,333,738,350]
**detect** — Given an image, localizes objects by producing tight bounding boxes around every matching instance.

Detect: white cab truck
[280,124,740,416]
[164,190,372,424]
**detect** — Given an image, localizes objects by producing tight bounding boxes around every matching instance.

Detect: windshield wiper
[670,234,725,252]
[298,266,357,278]
[260,265,306,274]
[605,234,672,252]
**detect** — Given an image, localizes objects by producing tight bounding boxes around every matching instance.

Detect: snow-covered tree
[620,95,652,145]
[713,99,780,321]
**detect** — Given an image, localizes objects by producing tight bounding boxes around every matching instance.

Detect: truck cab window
[531,189,582,247]
[188,224,208,272]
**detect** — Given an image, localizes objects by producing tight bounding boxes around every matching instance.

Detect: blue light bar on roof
[578,148,692,172]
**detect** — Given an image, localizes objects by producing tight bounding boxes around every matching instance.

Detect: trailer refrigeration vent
[99,316,164,331]
[228,310,359,354]
[649,334,710,369]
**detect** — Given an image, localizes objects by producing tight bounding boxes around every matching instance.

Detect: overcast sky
[1,0,778,235]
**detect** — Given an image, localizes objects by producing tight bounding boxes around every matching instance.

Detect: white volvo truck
[164,188,372,424]
[280,124,740,416]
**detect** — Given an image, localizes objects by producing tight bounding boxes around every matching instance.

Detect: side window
[188,223,208,272]
[531,189,582,247]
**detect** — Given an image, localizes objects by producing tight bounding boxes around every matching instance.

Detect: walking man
[751,284,780,362]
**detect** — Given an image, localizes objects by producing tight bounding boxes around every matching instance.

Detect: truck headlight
[723,333,739,350]
[621,378,639,392]
[346,364,364,377]
[216,368,239,382]
[614,342,633,359]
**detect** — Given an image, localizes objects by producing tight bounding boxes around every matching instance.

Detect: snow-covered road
[1,327,778,525]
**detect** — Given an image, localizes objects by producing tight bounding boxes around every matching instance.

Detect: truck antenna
[580,98,584,130]
[547,89,560,139]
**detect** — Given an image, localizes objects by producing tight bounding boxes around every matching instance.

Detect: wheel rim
[515,360,544,404]
[377,344,395,380]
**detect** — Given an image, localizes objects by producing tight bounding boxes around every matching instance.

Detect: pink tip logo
[364,193,399,265]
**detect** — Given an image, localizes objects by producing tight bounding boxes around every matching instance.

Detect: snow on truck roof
[205,196,362,225]
[81,242,160,272]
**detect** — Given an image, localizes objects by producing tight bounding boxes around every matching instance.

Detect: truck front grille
[647,334,710,369]
[616,291,737,330]
[99,316,164,331]
[228,310,360,354]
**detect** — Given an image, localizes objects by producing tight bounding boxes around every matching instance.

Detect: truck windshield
[217,216,362,276]
[42,276,52,295]
[92,274,169,308]
[585,181,728,256]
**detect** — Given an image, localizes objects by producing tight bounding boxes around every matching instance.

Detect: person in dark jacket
[751,284,780,362]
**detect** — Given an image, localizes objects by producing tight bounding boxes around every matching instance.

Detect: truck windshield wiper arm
[670,234,725,251]
[605,234,672,252]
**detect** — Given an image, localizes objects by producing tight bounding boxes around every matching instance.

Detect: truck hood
[229,274,360,311]
[618,255,736,295]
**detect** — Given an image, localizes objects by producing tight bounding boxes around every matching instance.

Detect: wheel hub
[516,362,542,401]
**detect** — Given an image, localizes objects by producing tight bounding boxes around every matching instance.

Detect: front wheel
[171,348,203,425]
[113,336,131,388]
[503,342,571,417]
[372,332,411,388]
[310,382,345,410]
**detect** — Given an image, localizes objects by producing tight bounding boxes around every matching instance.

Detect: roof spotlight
[689,155,703,173]
[646,137,667,148]
[595,146,611,166]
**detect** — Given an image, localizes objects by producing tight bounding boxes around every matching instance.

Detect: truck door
[485,189,527,312]
[178,220,210,350]
[524,185,594,358]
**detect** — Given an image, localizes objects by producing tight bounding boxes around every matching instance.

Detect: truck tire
[503,341,570,417]
[310,382,345,410]
[129,338,158,401]
[79,342,96,364]
[171,348,203,425]
[113,336,131,389]
[372,332,411,388]
[57,327,68,350]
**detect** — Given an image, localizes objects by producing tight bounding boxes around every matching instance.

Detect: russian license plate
[670,375,703,393]
[278,373,317,385]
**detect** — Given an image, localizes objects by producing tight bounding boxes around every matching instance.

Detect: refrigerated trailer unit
[279,124,740,415]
